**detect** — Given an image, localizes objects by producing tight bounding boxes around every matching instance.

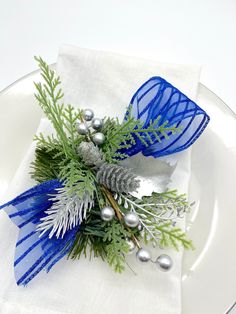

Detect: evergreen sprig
[68,212,108,260]
[102,114,181,163]
[30,146,62,182]
[32,57,96,198]
[114,191,193,251]
[157,222,194,250]
[103,220,130,273]
[34,57,71,158]
[58,159,95,198]
[68,212,130,273]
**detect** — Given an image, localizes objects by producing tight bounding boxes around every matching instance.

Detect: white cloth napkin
[0,45,200,314]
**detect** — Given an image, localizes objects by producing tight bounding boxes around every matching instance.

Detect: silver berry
[156,254,173,271]
[92,118,103,130]
[92,132,105,145]
[124,212,139,228]
[77,122,89,135]
[100,206,115,221]
[136,248,151,263]
[83,109,94,121]
[125,238,136,255]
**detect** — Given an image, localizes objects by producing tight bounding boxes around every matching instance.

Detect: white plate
[0,69,236,314]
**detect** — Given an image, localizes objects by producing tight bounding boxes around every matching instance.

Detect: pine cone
[77,142,105,168]
[96,163,140,193]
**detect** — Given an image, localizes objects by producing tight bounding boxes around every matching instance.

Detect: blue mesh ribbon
[0,76,209,286]
[120,77,210,158]
[0,180,79,286]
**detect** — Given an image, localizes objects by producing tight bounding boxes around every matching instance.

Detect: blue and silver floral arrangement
[0,57,210,286]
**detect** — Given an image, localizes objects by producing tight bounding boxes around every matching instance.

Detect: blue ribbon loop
[121,77,210,158]
[0,77,209,285]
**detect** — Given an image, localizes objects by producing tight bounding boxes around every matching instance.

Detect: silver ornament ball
[125,238,136,255]
[92,118,103,130]
[77,122,89,135]
[100,206,115,221]
[124,212,139,228]
[136,248,151,263]
[83,109,94,121]
[92,132,105,145]
[156,254,173,271]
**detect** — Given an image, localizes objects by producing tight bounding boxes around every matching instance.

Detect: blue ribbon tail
[0,179,78,286]
[121,76,210,158]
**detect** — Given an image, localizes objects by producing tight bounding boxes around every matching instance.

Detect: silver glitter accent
[96,163,140,193]
[77,141,105,168]
[37,187,93,239]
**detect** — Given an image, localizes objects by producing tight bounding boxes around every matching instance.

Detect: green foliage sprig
[103,220,130,272]
[34,57,76,158]
[68,212,130,272]
[102,111,181,163]
[33,57,95,198]
[114,191,193,250]
[68,211,107,260]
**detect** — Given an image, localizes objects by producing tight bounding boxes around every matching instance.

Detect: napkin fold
[0,45,201,314]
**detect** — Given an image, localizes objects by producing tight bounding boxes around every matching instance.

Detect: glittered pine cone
[77,141,105,168]
[96,163,140,193]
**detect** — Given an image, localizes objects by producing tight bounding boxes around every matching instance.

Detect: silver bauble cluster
[77,109,105,146]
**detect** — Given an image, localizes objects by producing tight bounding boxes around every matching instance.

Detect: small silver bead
[125,238,136,255]
[100,206,115,221]
[136,248,151,263]
[92,132,105,145]
[83,109,94,121]
[77,122,89,135]
[124,212,139,228]
[92,118,103,130]
[156,254,173,271]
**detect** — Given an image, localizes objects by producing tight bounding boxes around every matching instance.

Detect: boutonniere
[0,57,209,285]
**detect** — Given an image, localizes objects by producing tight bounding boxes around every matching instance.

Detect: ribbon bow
[0,77,209,285]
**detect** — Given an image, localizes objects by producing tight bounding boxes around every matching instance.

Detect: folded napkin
[0,45,201,314]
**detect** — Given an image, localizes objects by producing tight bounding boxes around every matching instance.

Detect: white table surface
[0,0,236,113]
